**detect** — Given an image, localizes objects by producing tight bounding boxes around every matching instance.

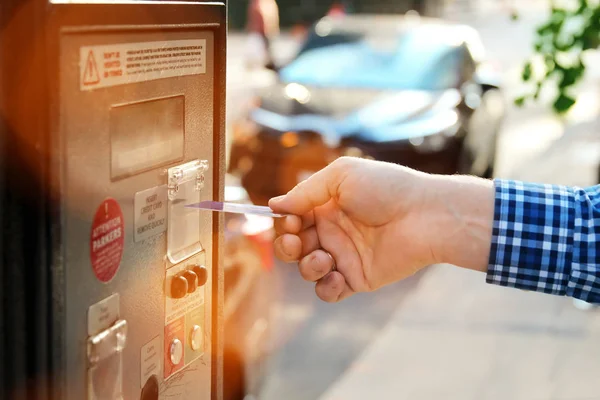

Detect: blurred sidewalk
[321,262,600,400]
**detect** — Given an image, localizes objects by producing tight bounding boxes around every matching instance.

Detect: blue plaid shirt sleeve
[487,179,600,304]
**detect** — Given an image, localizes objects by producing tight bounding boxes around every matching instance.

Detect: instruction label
[80,39,206,91]
[140,336,161,387]
[134,185,168,243]
[87,293,120,336]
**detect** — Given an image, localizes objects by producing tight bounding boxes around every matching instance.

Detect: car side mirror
[473,63,502,93]
[460,81,483,110]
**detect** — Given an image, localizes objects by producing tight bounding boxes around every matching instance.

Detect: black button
[182,270,198,293]
[170,275,188,299]
[140,375,159,400]
[191,265,208,287]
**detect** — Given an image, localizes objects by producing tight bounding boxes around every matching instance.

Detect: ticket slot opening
[167,160,209,265]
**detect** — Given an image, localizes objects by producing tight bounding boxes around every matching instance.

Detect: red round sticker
[90,198,125,283]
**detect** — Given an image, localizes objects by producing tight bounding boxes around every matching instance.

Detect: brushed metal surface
[60,27,217,400]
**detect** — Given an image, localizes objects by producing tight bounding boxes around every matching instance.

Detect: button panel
[167,264,208,300]
[164,252,207,380]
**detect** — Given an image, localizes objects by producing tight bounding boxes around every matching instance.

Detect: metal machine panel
[0,1,226,399]
[60,28,217,399]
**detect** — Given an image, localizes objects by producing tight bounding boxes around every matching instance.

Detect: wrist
[425,174,495,272]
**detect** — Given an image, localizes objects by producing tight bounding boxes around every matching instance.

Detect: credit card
[185,201,288,218]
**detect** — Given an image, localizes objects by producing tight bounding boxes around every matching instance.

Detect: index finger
[268,160,345,215]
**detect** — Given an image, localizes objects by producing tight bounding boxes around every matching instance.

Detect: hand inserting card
[185,201,288,218]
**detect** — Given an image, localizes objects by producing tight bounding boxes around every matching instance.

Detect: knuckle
[331,156,355,170]
[292,178,308,192]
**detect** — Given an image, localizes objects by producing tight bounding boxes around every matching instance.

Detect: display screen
[110,96,185,180]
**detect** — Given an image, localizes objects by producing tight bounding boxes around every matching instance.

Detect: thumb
[269,160,345,215]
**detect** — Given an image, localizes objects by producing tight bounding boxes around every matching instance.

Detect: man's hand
[269,157,495,303]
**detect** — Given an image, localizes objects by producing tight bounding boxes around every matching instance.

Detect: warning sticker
[134,185,168,243]
[80,39,206,91]
[90,199,125,283]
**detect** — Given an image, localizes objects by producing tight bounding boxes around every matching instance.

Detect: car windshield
[280,25,465,91]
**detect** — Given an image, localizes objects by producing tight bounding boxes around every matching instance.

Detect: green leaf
[514,96,527,107]
[551,7,567,19]
[552,35,575,51]
[581,30,600,50]
[544,57,556,73]
[534,82,543,100]
[550,9,567,29]
[560,64,585,88]
[553,93,576,113]
[510,11,519,21]
[525,0,598,115]
[536,22,555,36]
[577,0,589,14]
[522,62,533,81]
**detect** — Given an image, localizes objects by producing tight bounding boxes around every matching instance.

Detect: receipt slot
[0,1,226,400]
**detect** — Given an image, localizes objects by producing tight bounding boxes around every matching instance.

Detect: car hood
[252,84,462,143]
[259,83,439,119]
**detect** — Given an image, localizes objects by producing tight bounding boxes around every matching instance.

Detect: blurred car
[223,174,282,400]
[229,14,506,206]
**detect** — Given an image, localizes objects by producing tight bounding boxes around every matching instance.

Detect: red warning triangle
[82,50,100,86]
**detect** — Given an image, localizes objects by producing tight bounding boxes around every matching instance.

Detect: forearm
[426,174,495,273]
[427,175,600,304]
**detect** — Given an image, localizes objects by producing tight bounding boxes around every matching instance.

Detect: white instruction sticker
[87,293,120,336]
[134,185,168,243]
[80,39,206,91]
[140,335,161,387]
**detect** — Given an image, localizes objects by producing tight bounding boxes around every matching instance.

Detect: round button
[190,325,203,351]
[191,265,208,287]
[169,338,183,366]
[170,276,188,299]
[182,270,198,294]
[140,375,159,400]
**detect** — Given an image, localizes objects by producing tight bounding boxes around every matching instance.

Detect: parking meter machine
[1,1,227,399]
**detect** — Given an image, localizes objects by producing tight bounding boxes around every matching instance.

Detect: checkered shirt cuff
[487,179,600,304]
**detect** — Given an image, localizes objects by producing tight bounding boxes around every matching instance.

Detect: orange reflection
[280,131,300,148]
